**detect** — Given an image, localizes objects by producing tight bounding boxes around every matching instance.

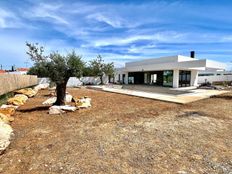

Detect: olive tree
[88,55,114,84]
[27,42,84,105]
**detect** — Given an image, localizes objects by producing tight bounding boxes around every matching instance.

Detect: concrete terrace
[88,85,229,104]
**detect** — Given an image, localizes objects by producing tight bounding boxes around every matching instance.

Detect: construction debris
[15,88,37,97]
[0,121,13,154]
[73,97,92,108]
[7,94,28,106]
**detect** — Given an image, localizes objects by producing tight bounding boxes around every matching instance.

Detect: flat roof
[118,55,226,72]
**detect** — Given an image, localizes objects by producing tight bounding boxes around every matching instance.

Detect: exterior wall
[191,70,199,86]
[173,69,179,88]
[114,69,128,84]
[38,76,109,87]
[8,71,28,75]
[198,74,232,84]
[115,55,227,87]
[124,72,129,84]
[0,74,38,95]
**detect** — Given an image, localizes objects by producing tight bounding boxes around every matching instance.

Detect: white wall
[38,75,109,87]
[198,74,232,84]
[191,70,199,86]
[8,71,28,75]
[173,69,179,88]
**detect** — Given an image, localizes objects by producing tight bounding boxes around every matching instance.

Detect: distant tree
[89,55,114,84]
[82,66,94,76]
[26,42,84,105]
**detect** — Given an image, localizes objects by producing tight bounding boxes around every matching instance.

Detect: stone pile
[0,84,49,154]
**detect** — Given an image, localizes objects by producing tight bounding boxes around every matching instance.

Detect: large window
[179,71,191,87]
[163,70,173,87]
[128,77,134,84]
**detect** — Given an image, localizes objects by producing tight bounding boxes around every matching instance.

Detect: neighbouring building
[114,52,226,88]
[8,68,29,75]
[0,70,6,74]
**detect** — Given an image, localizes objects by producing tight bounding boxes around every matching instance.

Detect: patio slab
[87,85,229,104]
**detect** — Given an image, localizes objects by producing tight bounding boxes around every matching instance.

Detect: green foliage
[27,62,49,77]
[89,55,115,77]
[26,43,84,84]
[27,43,115,84]
[83,66,94,76]
[26,42,47,62]
[85,55,115,84]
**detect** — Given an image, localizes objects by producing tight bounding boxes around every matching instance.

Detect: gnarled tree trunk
[53,80,68,106]
[100,75,103,85]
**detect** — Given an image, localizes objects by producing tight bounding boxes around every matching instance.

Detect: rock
[73,97,91,108]
[15,88,37,97]
[48,105,77,115]
[34,83,49,91]
[0,107,16,116]
[0,113,14,124]
[0,121,14,153]
[65,94,73,103]
[49,107,66,115]
[0,104,18,109]
[43,95,73,105]
[43,97,57,105]
[7,94,28,106]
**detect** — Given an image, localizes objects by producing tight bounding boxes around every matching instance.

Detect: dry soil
[0,88,231,174]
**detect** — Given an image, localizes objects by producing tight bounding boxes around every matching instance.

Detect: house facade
[114,54,226,88]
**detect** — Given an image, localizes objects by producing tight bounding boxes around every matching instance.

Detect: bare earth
[0,88,232,174]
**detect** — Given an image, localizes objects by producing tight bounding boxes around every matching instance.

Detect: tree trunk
[53,81,68,106]
[100,75,103,85]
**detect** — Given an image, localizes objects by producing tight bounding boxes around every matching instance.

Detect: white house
[114,53,226,88]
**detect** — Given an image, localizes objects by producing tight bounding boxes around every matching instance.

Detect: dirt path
[0,88,231,174]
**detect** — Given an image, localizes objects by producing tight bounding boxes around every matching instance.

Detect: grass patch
[0,92,14,106]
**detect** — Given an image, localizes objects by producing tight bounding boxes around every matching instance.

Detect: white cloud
[81,31,184,48]
[25,3,69,25]
[87,13,124,28]
[0,8,23,28]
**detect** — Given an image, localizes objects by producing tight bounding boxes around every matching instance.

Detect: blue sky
[0,0,232,69]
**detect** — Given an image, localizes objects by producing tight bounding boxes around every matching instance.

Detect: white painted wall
[8,71,28,75]
[173,69,179,88]
[198,74,232,84]
[123,55,226,72]
[191,70,199,86]
[38,75,109,87]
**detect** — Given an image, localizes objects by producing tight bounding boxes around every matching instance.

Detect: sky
[0,0,232,69]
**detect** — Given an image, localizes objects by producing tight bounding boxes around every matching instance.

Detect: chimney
[190,51,195,58]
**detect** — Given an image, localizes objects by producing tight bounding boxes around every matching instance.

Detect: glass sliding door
[179,71,191,87]
[163,70,173,87]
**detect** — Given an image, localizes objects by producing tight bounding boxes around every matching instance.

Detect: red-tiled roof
[0,70,6,73]
[17,68,29,71]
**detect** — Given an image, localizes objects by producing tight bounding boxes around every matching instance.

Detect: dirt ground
[0,88,232,174]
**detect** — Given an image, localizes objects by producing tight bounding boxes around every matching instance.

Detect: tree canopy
[86,55,114,84]
[27,42,115,104]
[26,42,84,105]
